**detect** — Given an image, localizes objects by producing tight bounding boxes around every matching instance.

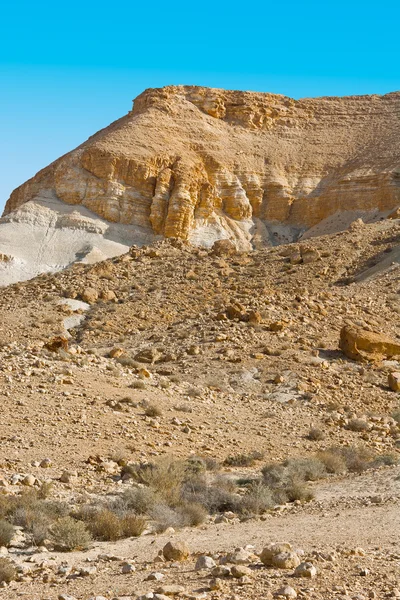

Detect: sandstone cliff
[3,86,400,250]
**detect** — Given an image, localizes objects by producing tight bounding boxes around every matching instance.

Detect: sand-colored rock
[339,324,400,361]
[3,86,400,252]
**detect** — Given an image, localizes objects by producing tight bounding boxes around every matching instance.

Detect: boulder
[339,324,400,361]
[162,541,190,561]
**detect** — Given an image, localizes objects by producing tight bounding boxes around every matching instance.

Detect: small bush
[239,482,274,515]
[392,409,400,424]
[262,463,287,487]
[0,520,14,546]
[130,380,146,390]
[335,446,374,473]
[144,403,162,417]
[151,503,183,532]
[120,514,147,537]
[0,557,16,583]
[224,451,264,467]
[120,487,160,515]
[316,450,347,474]
[88,509,121,541]
[284,457,326,482]
[285,483,314,502]
[51,517,92,551]
[178,502,207,526]
[373,454,399,467]
[308,427,325,441]
[347,418,369,432]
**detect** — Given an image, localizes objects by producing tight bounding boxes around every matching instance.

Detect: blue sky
[1,0,399,212]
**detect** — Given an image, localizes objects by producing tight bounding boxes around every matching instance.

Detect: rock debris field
[0,216,399,600]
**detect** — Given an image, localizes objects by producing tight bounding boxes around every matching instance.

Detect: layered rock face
[4,86,400,250]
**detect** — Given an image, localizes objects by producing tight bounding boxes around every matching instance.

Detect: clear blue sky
[1,0,399,212]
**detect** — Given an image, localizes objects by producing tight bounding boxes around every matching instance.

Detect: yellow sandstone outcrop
[339,324,400,362]
[4,86,400,248]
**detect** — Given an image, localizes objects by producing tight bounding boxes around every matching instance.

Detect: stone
[260,543,293,566]
[121,562,135,573]
[109,347,125,359]
[195,555,217,570]
[146,572,165,581]
[22,474,36,487]
[339,324,400,361]
[211,239,237,257]
[211,565,231,577]
[275,585,297,598]
[162,541,190,561]
[39,458,52,468]
[231,565,254,578]
[271,551,301,569]
[227,547,253,564]
[388,372,400,391]
[294,562,317,578]
[81,288,99,304]
[155,584,185,595]
[60,470,78,483]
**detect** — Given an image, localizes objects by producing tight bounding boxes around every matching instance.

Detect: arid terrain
[0,214,399,599]
[0,86,399,600]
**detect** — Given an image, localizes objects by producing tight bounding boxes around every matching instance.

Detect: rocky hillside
[0,217,399,599]
[4,87,400,255]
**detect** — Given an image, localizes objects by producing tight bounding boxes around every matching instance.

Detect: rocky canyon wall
[4,86,400,249]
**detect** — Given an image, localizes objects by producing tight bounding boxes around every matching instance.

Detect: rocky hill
[1,86,400,285]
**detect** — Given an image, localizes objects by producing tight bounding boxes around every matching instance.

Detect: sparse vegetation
[51,517,92,551]
[144,402,163,417]
[0,520,14,547]
[223,451,265,467]
[0,558,16,583]
[308,427,325,441]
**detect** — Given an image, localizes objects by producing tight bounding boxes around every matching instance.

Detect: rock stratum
[1,85,400,283]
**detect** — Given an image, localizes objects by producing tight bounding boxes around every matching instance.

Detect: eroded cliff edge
[4,86,400,249]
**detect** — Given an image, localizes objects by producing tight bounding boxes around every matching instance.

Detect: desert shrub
[333,446,374,473]
[347,418,369,432]
[187,386,202,398]
[119,486,160,515]
[392,409,400,424]
[316,450,347,474]
[186,482,241,514]
[0,558,16,583]
[88,509,122,541]
[372,453,399,467]
[144,403,162,417]
[38,482,53,499]
[51,517,92,551]
[262,463,288,487]
[150,503,183,532]
[177,502,207,526]
[284,457,326,482]
[285,483,314,502]
[130,380,146,390]
[120,514,147,537]
[135,458,186,506]
[0,520,14,546]
[308,427,325,441]
[239,482,274,514]
[224,451,264,467]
